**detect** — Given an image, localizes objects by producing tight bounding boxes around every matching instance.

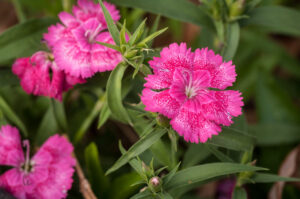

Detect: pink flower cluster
[0,125,75,199]
[141,43,243,143]
[12,0,122,100]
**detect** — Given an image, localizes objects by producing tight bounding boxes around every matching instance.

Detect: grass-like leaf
[105,127,167,175]
[98,0,120,45]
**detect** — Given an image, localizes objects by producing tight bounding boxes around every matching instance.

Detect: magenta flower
[12,51,85,101]
[0,125,75,199]
[141,43,243,143]
[44,0,122,78]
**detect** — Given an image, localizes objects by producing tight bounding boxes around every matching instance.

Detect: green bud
[229,0,245,18]
[124,49,138,59]
[149,176,162,192]
[156,114,170,128]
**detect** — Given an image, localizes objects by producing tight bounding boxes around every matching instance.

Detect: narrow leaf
[137,27,168,47]
[85,142,109,197]
[251,173,300,183]
[164,163,266,190]
[129,19,147,45]
[107,0,214,31]
[106,63,132,125]
[222,22,240,61]
[74,95,105,144]
[51,99,68,131]
[98,0,120,45]
[106,128,167,175]
[0,18,57,64]
[0,95,28,136]
[96,41,121,51]
[206,144,234,162]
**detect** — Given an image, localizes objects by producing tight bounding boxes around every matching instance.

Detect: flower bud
[229,0,245,18]
[124,49,138,59]
[149,176,162,192]
[156,114,170,128]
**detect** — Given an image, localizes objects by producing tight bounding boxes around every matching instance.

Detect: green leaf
[98,0,120,45]
[97,100,111,129]
[245,6,300,36]
[107,0,214,31]
[232,187,247,199]
[249,123,300,145]
[106,64,132,125]
[96,41,121,51]
[251,173,300,183]
[162,162,181,185]
[137,27,168,47]
[85,142,109,197]
[51,99,68,131]
[106,128,167,175]
[0,95,28,136]
[164,163,266,190]
[0,18,57,64]
[205,144,234,162]
[182,144,211,168]
[0,69,18,88]
[74,95,105,145]
[222,22,240,61]
[109,172,142,199]
[120,20,127,45]
[158,192,173,199]
[129,19,147,46]
[208,128,256,151]
[130,190,152,199]
[35,104,59,145]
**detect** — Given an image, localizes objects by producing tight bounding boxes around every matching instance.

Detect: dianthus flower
[12,51,85,101]
[141,43,243,143]
[0,125,75,199]
[44,0,122,78]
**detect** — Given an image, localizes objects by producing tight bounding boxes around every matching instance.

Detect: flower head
[44,0,122,78]
[0,125,76,199]
[12,51,85,101]
[141,43,243,143]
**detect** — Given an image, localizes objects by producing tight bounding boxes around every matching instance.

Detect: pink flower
[44,0,122,78]
[0,125,76,199]
[141,43,243,143]
[12,51,85,101]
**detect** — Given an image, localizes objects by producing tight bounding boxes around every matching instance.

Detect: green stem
[62,0,72,12]
[11,0,26,23]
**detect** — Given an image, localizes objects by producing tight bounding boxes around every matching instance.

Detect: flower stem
[11,0,26,23]
[62,0,72,12]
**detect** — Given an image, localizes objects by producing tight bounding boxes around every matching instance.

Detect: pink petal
[194,48,236,89]
[141,88,180,119]
[170,104,221,143]
[44,23,67,48]
[202,90,244,126]
[58,12,78,28]
[0,125,24,166]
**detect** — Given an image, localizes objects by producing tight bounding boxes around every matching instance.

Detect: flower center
[185,84,198,99]
[85,24,103,43]
[20,140,34,174]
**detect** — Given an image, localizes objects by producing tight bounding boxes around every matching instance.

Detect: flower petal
[194,48,236,89]
[141,88,180,119]
[0,125,24,166]
[170,104,221,143]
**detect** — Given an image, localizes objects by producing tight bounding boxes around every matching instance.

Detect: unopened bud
[149,176,162,192]
[156,114,170,128]
[229,0,245,18]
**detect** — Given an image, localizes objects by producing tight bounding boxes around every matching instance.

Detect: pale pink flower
[12,51,85,101]
[44,0,122,78]
[141,43,243,143]
[0,125,76,199]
